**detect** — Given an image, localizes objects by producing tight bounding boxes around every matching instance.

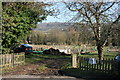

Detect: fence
[72,54,116,74]
[78,56,115,73]
[0,53,25,70]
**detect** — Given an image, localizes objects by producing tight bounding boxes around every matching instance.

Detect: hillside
[34,22,73,31]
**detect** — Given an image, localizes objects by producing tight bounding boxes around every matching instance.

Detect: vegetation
[28,22,120,49]
[80,49,119,58]
[64,2,120,63]
[25,51,119,79]
[25,53,71,64]
[1,1,120,78]
[36,65,48,71]
[2,2,49,53]
[61,68,116,79]
[29,26,94,45]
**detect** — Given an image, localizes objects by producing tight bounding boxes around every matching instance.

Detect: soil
[3,58,70,76]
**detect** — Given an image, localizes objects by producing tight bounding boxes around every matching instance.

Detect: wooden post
[12,53,14,67]
[0,54,2,74]
[72,54,77,68]
[22,52,25,65]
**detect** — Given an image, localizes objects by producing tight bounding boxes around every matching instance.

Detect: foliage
[2,2,49,53]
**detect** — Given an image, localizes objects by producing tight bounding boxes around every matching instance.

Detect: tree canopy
[2,2,49,53]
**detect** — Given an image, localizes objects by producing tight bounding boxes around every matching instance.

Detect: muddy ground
[3,57,70,76]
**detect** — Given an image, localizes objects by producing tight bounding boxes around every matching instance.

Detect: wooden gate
[0,53,25,69]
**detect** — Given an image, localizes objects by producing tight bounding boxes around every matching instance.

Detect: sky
[40,1,119,23]
[42,2,77,23]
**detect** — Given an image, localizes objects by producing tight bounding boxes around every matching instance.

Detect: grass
[25,53,71,64]
[60,47,120,79]
[25,54,44,63]
[23,48,120,79]
[36,64,48,71]
[80,51,119,59]
[61,68,119,80]
[2,53,71,74]
[25,46,119,64]
[1,68,17,74]
[2,46,119,76]
[60,62,72,69]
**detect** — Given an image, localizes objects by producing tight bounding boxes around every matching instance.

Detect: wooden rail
[0,53,25,69]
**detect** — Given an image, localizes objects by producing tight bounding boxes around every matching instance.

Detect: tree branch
[64,2,77,11]
[100,15,120,46]
[113,15,120,24]
[99,2,115,15]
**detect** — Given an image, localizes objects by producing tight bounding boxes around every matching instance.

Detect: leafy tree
[64,2,120,63]
[2,2,49,53]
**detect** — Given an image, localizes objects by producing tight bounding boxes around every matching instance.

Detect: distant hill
[34,22,74,31]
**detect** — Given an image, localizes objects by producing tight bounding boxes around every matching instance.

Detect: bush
[2,48,11,54]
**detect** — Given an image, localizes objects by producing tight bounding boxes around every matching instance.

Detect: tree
[109,23,120,46]
[2,2,49,53]
[64,2,120,63]
[48,29,60,45]
[66,27,79,45]
[55,30,67,45]
[73,23,94,45]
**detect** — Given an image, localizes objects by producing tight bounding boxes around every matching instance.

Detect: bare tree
[66,27,79,45]
[64,2,120,63]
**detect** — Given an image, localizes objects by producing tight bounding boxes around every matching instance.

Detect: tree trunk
[97,45,103,64]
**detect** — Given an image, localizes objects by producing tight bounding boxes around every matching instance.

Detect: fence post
[12,53,14,67]
[72,54,77,68]
[0,54,2,74]
[22,52,25,65]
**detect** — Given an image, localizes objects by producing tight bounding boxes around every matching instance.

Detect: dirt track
[3,58,70,76]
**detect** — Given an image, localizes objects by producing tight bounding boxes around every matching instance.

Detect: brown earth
[3,58,70,76]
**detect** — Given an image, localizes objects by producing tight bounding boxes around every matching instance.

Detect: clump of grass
[61,62,72,69]
[36,65,48,71]
[2,68,17,74]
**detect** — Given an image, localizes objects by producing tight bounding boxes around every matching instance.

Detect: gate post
[12,53,14,68]
[72,54,77,68]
